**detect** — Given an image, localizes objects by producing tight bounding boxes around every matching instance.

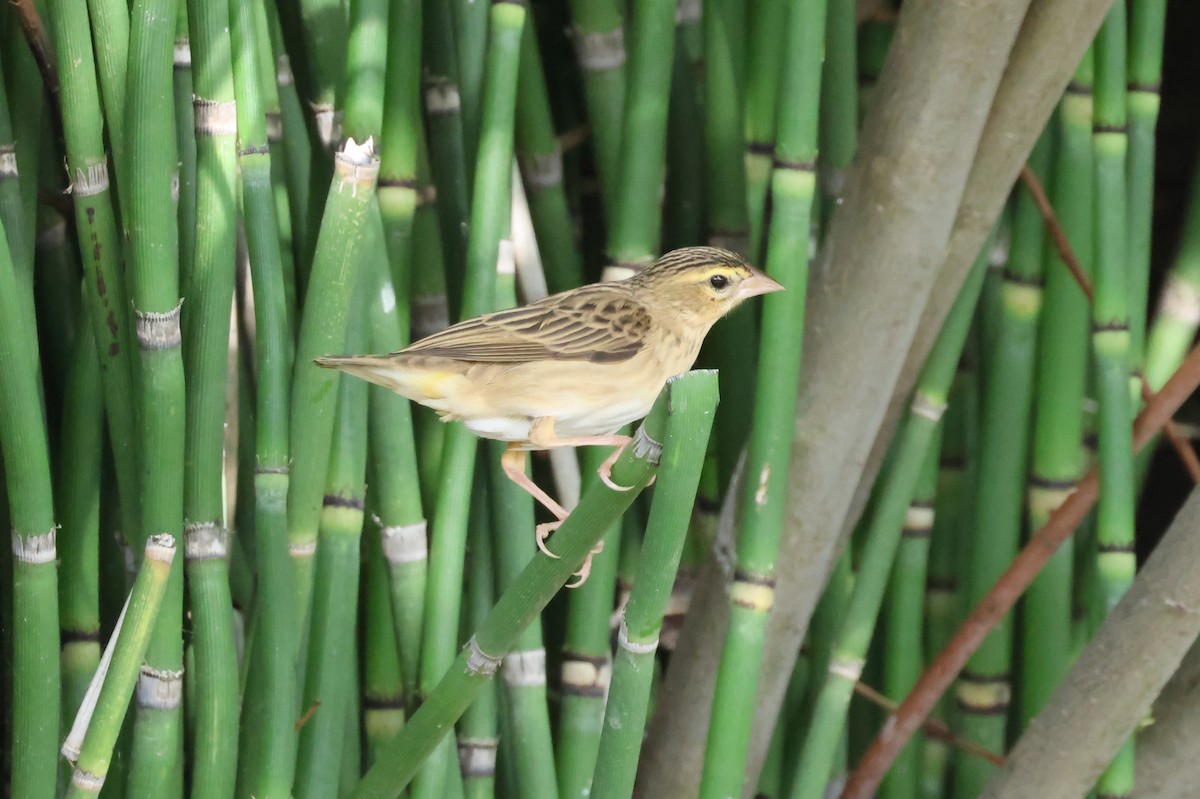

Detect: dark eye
[709,274,729,290]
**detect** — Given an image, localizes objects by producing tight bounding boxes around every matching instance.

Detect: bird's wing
[401,284,653,364]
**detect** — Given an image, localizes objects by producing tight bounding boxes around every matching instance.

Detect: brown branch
[11,0,62,126]
[841,340,1200,799]
[852,681,1004,767]
[1018,165,1200,483]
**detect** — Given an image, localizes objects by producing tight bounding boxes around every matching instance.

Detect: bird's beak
[737,268,785,299]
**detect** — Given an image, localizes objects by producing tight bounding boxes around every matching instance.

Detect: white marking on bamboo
[183,521,230,560]
[465,636,502,677]
[379,521,427,565]
[134,299,184,350]
[502,649,547,687]
[11,527,57,564]
[618,617,658,655]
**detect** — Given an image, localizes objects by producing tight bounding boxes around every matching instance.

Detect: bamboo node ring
[618,616,658,655]
[465,636,502,677]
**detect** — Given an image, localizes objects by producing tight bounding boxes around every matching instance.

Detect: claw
[536,521,563,559]
[565,540,605,589]
[598,440,633,491]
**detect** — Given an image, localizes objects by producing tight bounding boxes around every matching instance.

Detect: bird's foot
[535,521,604,588]
[598,439,655,491]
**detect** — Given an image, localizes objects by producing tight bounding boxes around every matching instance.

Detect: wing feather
[400,284,652,364]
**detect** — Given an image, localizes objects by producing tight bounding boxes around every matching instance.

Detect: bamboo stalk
[295,302,371,798]
[565,0,626,212]
[411,9,524,797]
[353,387,671,798]
[175,8,197,287]
[62,536,175,798]
[790,253,987,799]
[123,0,187,788]
[362,509,406,763]
[0,211,60,799]
[1021,54,1093,728]
[699,0,825,792]
[460,481,500,799]
[45,0,142,561]
[287,138,380,620]
[182,0,241,792]
[743,0,789,262]
[591,372,719,799]
[880,437,941,799]
[1091,5,1137,796]
[82,0,130,176]
[817,0,857,217]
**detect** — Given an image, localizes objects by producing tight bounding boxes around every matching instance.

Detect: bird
[315,246,783,584]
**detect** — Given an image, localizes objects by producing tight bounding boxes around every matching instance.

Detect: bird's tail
[314,354,453,406]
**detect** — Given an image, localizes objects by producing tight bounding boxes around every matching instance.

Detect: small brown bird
[316,246,782,582]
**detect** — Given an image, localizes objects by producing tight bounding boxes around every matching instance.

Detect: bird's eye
[709,274,730,290]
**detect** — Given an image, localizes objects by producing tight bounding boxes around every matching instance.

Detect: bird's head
[630,246,784,326]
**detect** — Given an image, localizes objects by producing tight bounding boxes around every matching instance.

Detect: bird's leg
[501,445,570,523]
[527,417,635,492]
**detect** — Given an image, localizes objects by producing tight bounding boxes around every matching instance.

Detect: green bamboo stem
[230,0,300,789]
[0,211,60,799]
[591,372,719,799]
[123,0,186,788]
[353,389,671,799]
[565,0,626,212]
[286,0,346,149]
[951,133,1051,798]
[855,12,893,121]
[515,19,584,293]
[343,0,389,142]
[790,251,988,799]
[1021,54,1093,729]
[341,660,365,793]
[58,324,104,737]
[295,307,371,798]
[700,0,825,792]
[455,0,489,174]
[4,9,43,312]
[460,483,499,799]
[879,437,941,799]
[412,8,525,795]
[1145,165,1200,392]
[174,8,197,286]
[62,535,175,798]
[1092,5,1137,796]
[287,138,380,620]
[604,0,676,272]
[421,0,471,310]
[662,34,705,253]
[743,0,789,261]
[83,0,130,177]
[378,0,422,336]
[182,0,241,791]
[363,514,407,763]
[44,0,141,554]
[818,0,857,217]
[269,2,314,289]
[1126,0,1166,367]
[554,447,623,799]
[486,447,559,799]
[0,59,38,388]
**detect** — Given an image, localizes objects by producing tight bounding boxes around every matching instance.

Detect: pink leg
[501,446,570,521]
[527,418,636,493]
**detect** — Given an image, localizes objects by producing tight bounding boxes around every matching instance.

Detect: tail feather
[313,354,459,407]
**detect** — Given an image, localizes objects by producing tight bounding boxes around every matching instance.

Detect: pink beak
[737,267,785,299]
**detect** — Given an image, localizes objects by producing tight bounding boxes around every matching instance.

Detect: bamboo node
[265,111,283,142]
[0,144,16,178]
[67,158,111,198]
[183,522,229,560]
[413,293,450,337]
[902,503,935,536]
[423,80,461,115]
[11,526,58,564]
[458,738,498,777]
[173,39,191,69]
[38,217,66,246]
[465,636,502,676]
[829,656,866,682]
[145,534,177,563]
[631,424,663,466]
[561,653,611,695]
[518,148,563,193]
[312,104,343,149]
[502,649,547,687]
[675,0,702,25]
[416,183,438,206]
[497,239,516,276]
[334,137,380,196]
[617,617,658,655]
[729,575,775,611]
[379,520,427,564]
[910,392,946,422]
[955,675,1011,713]
[137,666,184,709]
[288,539,317,558]
[1160,275,1200,325]
[193,98,238,136]
[276,56,293,87]
[571,27,626,72]
[71,768,105,792]
[134,299,183,351]
[1028,481,1074,517]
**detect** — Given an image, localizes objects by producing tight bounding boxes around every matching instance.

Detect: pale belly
[461,394,658,445]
